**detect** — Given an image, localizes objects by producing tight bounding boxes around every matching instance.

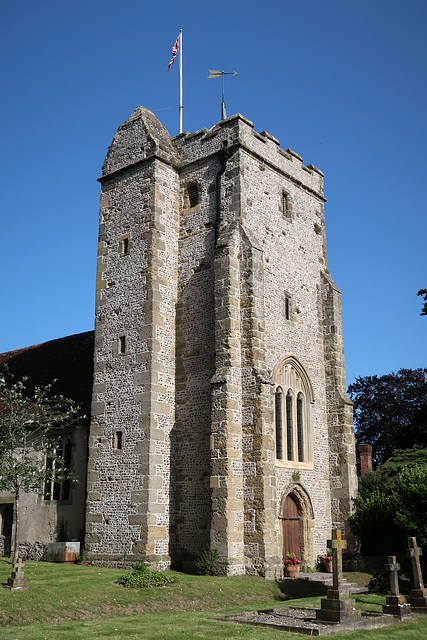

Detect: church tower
[85,107,357,576]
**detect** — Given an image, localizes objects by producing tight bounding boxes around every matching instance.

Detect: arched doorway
[282,494,300,558]
[280,485,315,566]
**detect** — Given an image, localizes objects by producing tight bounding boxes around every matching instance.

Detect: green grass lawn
[0,558,426,639]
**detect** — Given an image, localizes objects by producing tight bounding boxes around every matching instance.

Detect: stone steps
[297,572,369,594]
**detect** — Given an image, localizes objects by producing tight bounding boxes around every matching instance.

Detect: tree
[347,368,427,466]
[0,369,79,563]
[418,288,427,316]
[348,454,427,556]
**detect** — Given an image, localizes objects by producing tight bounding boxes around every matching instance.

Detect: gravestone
[316,530,361,624]
[406,537,427,610]
[382,555,412,618]
[4,558,28,591]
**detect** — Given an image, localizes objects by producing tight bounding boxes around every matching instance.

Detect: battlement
[101,107,324,200]
[173,112,325,199]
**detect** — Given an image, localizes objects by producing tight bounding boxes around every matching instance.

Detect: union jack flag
[167,33,180,72]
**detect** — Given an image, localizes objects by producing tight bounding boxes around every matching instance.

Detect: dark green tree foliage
[0,369,79,562]
[349,451,427,555]
[348,368,427,466]
[417,288,427,316]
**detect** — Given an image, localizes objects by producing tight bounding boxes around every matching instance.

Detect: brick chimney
[359,444,372,477]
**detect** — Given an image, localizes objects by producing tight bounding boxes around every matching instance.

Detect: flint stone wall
[85,108,357,575]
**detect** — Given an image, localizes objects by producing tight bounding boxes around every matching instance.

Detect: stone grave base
[4,584,28,592]
[383,595,413,619]
[4,569,28,591]
[316,588,361,624]
[408,589,427,611]
[216,607,394,636]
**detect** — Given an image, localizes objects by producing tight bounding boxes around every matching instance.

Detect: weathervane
[208,70,237,121]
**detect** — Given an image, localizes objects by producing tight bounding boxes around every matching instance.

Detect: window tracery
[274,358,313,465]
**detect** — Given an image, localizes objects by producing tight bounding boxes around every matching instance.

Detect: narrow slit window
[121,237,129,255]
[114,431,123,450]
[285,297,290,320]
[275,389,283,460]
[282,190,292,219]
[118,336,126,354]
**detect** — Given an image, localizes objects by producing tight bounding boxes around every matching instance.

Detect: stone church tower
[85,107,357,577]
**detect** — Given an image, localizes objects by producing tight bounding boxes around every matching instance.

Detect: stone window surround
[273,356,314,470]
[282,188,293,220]
[119,233,131,256]
[183,180,201,210]
[112,429,124,452]
[283,292,294,321]
[118,335,126,355]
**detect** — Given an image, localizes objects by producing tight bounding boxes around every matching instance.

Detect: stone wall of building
[85,107,357,574]
[0,423,88,559]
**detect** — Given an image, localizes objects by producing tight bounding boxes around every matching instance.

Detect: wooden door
[282,495,300,558]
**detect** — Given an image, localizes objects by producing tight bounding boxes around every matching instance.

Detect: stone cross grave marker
[5,557,28,591]
[407,537,424,590]
[406,537,427,609]
[385,556,400,596]
[329,529,346,592]
[316,530,361,624]
[14,558,25,572]
[383,555,412,618]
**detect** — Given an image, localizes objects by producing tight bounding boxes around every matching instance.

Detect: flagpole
[179,29,183,134]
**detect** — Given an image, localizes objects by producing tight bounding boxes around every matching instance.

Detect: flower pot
[324,560,332,573]
[284,564,300,578]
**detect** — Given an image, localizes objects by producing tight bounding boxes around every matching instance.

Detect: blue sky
[1,0,426,386]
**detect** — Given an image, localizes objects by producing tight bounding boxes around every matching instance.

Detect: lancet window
[44,437,72,501]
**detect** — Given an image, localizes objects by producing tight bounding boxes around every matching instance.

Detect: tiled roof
[0,331,94,412]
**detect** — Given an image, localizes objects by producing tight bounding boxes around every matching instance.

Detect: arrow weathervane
[208,70,237,121]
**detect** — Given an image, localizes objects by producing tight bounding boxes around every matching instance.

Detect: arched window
[286,390,293,461]
[273,357,314,465]
[297,393,304,462]
[275,388,283,460]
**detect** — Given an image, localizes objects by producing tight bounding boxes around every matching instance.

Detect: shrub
[349,463,427,555]
[194,548,219,575]
[116,563,176,588]
[368,572,390,594]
